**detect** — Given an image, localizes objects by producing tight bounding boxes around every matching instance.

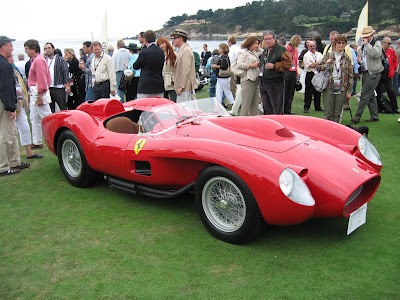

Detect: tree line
[163,0,399,37]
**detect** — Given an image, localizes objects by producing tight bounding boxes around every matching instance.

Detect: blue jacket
[0,55,17,111]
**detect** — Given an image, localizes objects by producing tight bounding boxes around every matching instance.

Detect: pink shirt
[28,54,51,93]
[286,45,298,74]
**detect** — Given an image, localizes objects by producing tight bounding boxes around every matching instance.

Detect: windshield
[139,97,230,134]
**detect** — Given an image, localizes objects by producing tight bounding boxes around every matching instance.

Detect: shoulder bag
[218,57,231,78]
[231,58,246,77]
[311,71,329,92]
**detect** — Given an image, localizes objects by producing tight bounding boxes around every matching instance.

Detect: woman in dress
[156,37,177,101]
[64,48,85,109]
[212,43,234,107]
[236,36,263,116]
[317,34,353,123]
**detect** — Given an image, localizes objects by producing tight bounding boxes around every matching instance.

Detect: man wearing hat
[171,29,198,102]
[0,36,28,176]
[351,26,384,123]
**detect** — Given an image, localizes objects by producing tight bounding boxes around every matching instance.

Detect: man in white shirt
[91,41,117,100]
[112,40,131,101]
[303,40,324,113]
[228,35,241,98]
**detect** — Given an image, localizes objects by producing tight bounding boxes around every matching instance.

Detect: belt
[95,80,109,85]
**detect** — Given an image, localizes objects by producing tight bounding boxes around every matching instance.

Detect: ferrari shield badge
[134,139,147,155]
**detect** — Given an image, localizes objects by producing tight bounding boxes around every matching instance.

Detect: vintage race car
[42,97,382,244]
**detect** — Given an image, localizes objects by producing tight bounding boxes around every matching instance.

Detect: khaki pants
[240,78,260,116]
[230,73,237,99]
[0,101,21,172]
[322,84,347,123]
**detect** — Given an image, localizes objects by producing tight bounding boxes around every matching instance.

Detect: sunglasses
[171,36,181,40]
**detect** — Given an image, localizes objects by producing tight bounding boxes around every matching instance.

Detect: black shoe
[364,117,379,122]
[315,108,324,111]
[304,109,309,113]
[27,153,43,159]
[395,109,400,114]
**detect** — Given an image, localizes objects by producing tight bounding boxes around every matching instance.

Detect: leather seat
[106,117,139,134]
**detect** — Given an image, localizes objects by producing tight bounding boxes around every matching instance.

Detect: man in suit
[133,30,165,99]
[171,29,197,102]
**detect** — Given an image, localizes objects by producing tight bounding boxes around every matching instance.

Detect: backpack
[377,95,393,114]
[210,55,219,66]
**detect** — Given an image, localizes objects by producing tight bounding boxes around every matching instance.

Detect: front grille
[343,176,381,215]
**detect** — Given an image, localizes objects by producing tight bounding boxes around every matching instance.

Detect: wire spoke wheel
[202,176,246,232]
[61,139,82,178]
[57,130,97,188]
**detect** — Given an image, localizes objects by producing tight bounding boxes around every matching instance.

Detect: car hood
[176,116,309,153]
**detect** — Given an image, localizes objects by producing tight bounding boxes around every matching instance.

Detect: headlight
[279,168,315,206]
[358,136,382,166]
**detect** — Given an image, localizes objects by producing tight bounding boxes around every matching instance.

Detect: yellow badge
[134,139,147,155]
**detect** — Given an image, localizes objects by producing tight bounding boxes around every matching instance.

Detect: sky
[2,0,252,41]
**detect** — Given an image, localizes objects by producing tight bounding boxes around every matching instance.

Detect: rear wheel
[57,130,97,188]
[195,166,263,244]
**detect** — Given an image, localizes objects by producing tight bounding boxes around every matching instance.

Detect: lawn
[1,86,399,299]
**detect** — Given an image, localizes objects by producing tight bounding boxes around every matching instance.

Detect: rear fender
[43,110,104,167]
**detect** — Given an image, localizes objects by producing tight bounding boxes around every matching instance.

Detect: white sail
[100,11,108,51]
[356,1,368,45]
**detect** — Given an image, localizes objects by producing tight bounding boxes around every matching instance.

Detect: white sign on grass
[347,203,368,235]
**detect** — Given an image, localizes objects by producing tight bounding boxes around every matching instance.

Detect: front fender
[139,137,315,225]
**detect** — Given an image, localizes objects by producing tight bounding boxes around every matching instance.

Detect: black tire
[57,130,97,188]
[195,165,263,244]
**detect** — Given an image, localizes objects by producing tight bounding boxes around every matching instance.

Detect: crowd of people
[1,26,400,177]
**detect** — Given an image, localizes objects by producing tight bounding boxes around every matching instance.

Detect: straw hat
[170,29,190,40]
[360,26,375,38]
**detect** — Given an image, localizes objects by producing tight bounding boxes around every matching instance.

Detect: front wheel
[195,166,263,244]
[57,130,97,188]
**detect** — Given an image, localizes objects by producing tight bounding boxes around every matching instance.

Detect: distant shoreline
[126,28,400,41]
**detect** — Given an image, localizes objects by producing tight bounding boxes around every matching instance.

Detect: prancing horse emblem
[134,139,147,155]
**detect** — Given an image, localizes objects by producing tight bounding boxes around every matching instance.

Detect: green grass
[1,87,399,299]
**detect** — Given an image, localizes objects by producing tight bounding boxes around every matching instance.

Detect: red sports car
[42,98,382,244]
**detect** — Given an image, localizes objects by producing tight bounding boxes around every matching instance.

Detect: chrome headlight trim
[358,136,382,166]
[279,168,315,207]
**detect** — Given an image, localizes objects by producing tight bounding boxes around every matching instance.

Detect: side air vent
[136,161,151,176]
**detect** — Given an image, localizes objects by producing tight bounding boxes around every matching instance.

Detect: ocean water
[12,38,333,61]
[12,38,230,61]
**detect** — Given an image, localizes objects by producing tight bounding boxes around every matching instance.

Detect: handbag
[218,57,231,78]
[311,71,329,92]
[231,59,246,77]
[119,74,130,92]
[295,80,302,91]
